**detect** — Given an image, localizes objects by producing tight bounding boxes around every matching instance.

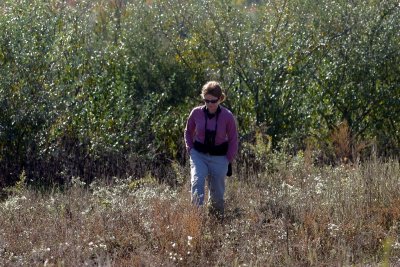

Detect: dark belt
[193,141,228,156]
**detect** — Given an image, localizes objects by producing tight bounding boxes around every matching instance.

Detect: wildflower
[327,223,340,237]
[392,242,400,250]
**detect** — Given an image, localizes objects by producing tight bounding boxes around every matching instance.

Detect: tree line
[0,0,399,187]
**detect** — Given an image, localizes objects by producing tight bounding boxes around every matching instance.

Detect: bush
[0,0,398,186]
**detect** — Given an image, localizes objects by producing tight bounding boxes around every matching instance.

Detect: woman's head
[201,81,225,102]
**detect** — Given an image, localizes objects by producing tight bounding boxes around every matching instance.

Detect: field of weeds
[1,156,400,266]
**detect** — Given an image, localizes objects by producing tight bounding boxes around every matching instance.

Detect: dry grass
[1,156,400,266]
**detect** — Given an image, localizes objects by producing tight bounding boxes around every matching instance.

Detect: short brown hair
[201,81,226,102]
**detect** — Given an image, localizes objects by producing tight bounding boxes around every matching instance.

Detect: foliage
[0,0,399,186]
[1,157,400,266]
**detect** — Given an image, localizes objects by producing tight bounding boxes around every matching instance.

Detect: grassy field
[1,156,400,266]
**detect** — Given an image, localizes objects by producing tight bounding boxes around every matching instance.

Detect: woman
[184,81,238,219]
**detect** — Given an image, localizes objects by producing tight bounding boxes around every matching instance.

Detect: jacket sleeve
[226,114,238,162]
[184,109,196,153]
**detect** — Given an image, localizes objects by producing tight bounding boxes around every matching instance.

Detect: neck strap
[203,106,221,140]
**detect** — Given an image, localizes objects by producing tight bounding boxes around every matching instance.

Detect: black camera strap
[204,106,220,145]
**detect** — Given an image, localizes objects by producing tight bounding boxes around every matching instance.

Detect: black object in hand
[227,163,232,177]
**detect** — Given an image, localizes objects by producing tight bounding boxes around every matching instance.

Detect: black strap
[203,106,220,145]
[193,140,228,155]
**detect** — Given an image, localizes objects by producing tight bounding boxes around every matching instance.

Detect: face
[203,94,220,113]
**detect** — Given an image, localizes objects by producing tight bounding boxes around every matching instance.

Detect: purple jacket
[184,105,238,162]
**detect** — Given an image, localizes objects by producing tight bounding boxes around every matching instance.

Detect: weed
[0,156,399,266]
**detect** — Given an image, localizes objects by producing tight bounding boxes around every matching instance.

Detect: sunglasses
[203,99,219,104]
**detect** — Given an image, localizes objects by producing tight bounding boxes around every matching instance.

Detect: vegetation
[0,0,399,265]
[1,156,400,266]
[0,0,399,186]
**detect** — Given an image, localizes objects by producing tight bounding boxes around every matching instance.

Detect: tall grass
[1,156,400,266]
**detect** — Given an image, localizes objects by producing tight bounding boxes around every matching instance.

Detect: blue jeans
[189,149,229,214]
